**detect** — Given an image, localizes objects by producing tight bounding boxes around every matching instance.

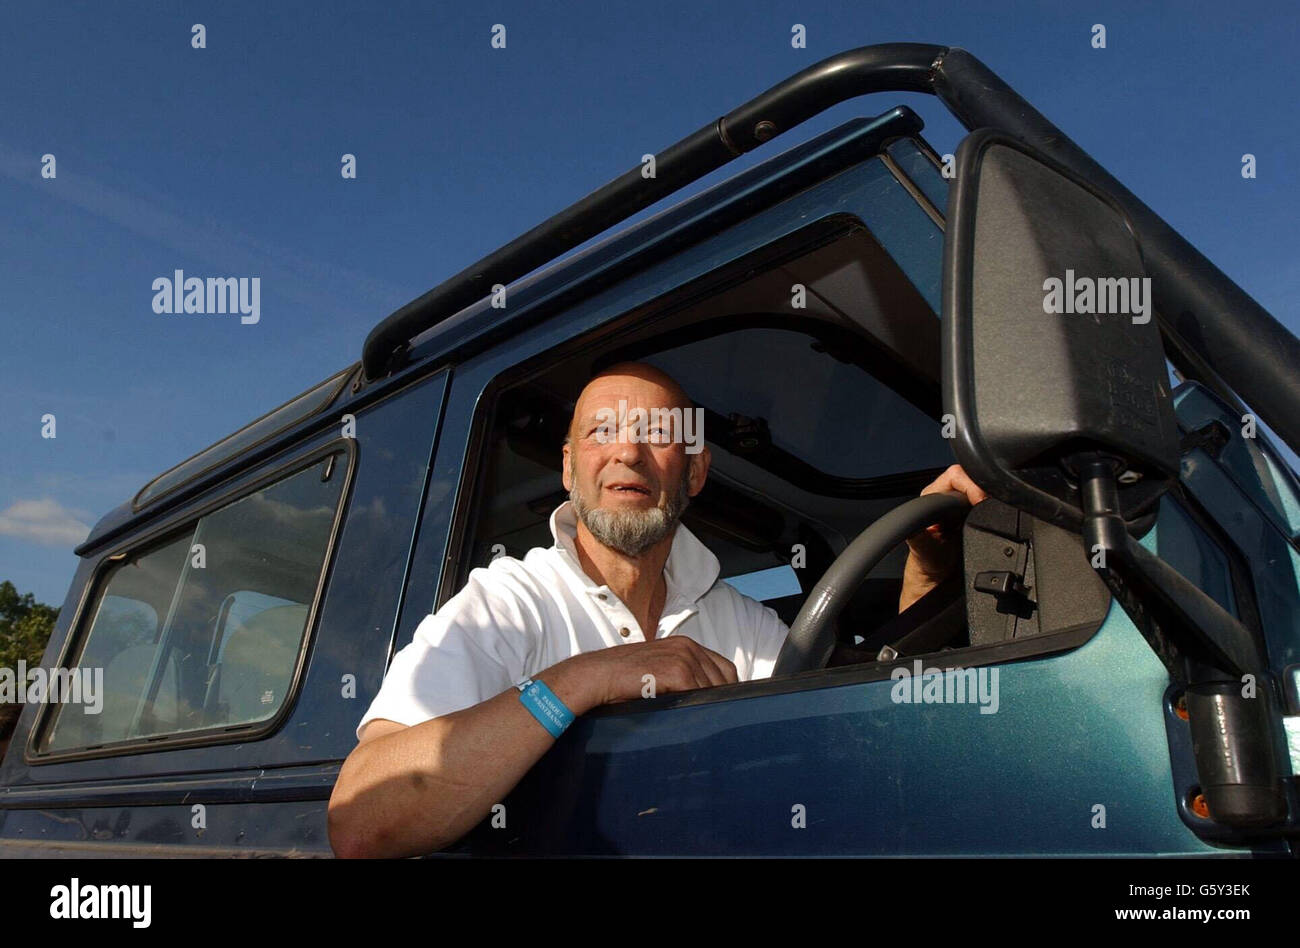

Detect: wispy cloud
[0,498,92,548]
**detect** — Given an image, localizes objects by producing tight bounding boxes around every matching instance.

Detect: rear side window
[38,450,348,755]
[723,565,801,601]
[1151,496,1238,619]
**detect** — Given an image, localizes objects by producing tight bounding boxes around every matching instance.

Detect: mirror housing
[941,130,1287,829]
[942,129,1180,532]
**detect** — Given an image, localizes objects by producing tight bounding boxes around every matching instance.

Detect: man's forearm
[898,553,945,613]
[328,660,596,858]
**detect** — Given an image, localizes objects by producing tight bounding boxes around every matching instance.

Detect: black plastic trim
[0,763,340,809]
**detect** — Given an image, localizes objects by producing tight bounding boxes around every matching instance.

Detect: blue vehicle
[2,44,1297,857]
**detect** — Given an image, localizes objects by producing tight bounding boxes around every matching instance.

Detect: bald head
[567,362,694,444]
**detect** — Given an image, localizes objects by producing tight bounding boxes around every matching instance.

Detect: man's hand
[898,464,987,613]
[555,635,738,710]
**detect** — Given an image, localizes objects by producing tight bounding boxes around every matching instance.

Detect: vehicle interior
[456,222,1113,675]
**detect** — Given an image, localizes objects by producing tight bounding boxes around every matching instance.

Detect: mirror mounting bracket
[1074,453,1287,828]
[1076,453,1259,684]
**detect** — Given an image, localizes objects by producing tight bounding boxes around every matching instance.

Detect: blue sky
[2,0,1297,606]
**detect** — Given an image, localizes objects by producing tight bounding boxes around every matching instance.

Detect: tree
[0,581,60,755]
[0,580,59,667]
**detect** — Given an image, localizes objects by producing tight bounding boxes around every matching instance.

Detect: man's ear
[561,441,572,492]
[687,445,710,497]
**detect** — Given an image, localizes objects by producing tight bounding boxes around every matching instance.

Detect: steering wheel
[772,490,972,677]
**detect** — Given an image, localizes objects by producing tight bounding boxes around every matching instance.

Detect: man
[328,362,985,858]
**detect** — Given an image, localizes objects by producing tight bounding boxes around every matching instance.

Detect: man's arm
[898,464,988,612]
[327,635,737,858]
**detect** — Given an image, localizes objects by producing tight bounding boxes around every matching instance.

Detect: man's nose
[610,435,645,466]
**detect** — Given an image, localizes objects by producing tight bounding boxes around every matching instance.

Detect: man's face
[563,368,709,557]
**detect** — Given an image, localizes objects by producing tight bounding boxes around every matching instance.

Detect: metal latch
[973,569,1030,601]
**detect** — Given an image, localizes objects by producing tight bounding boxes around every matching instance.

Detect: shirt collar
[549,501,720,605]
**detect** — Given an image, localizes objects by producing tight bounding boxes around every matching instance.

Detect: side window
[722,564,801,602]
[449,224,952,662]
[38,450,347,755]
[1148,495,1238,619]
[1173,381,1300,540]
[723,564,804,632]
[88,595,161,657]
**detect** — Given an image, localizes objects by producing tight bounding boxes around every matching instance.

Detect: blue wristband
[516,678,574,738]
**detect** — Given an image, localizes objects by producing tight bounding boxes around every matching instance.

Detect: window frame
[437,215,867,608]
[436,221,1115,715]
[26,437,358,765]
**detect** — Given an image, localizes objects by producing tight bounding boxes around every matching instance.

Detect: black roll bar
[361,43,1300,460]
[360,43,941,383]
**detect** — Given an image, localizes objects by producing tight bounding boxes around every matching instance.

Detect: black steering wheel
[772,490,972,677]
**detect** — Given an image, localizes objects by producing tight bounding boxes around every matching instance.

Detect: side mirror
[941,129,1180,532]
[940,129,1286,829]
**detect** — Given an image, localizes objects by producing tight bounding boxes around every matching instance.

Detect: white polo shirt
[356,501,790,738]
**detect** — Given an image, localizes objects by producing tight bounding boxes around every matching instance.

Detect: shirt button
[619,627,631,638]
[598,593,608,601]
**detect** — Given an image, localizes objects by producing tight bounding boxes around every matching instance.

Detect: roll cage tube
[361,43,1300,463]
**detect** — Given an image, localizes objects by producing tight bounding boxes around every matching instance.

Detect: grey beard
[569,467,691,557]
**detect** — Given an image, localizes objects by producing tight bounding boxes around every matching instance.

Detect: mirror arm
[1075,455,1287,828]
[1077,456,1260,684]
